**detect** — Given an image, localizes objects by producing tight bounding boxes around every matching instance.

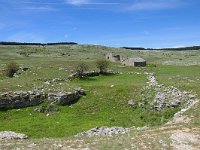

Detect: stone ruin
[0,88,85,110]
[106,53,146,67]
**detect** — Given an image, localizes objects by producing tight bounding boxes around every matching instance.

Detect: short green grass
[0,45,200,138]
[0,74,180,138]
[0,74,144,138]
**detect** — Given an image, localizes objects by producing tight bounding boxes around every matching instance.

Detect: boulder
[58,92,81,106]
[128,100,137,106]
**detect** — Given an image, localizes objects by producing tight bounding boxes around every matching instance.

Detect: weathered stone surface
[170,132,200,150]
[0,131,28,139]
[83,72,100,77]
[74,87,86,96]
[141,73,196,111]
[0,88,85,109]
[0,91,46,109]
[71,71,100,79]
[77,126,130,137]
[21,67,29,71]
[58,92,81,106]
[128,100,137,106]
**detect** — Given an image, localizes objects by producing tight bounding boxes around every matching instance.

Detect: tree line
[0,42,78,46]
[122,46,200,51]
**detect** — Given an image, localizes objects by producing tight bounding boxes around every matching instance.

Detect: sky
[0,0,200,48]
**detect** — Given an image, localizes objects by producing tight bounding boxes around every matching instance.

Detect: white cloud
[1,1,57,12]
[66,0,90,5]
[65,0,120,6]
[127,0,182,11]
[14,6,55,11]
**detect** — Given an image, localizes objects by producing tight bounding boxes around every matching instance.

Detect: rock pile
[77,126,130,137]
[152,86,190,111]
[142,73,197,111]
[0,131,28,139]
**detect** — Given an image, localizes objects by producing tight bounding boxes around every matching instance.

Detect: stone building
[122,57,146,67]
[106,53,146,67]
[106,53,121,61]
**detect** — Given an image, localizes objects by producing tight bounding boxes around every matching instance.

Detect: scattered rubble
[44,78,68,85]
[141,73,197,111]
[170,132,200,150]
[0,131,28,139]
[77,126,130,137]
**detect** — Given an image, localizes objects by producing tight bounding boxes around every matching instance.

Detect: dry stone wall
[0,88,85,110]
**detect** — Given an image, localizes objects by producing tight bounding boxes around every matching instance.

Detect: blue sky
[0,0,200,48]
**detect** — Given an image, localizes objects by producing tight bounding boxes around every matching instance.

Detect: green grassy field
[0,45,200,138]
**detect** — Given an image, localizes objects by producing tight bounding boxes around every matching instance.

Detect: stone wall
[0,91,46,109]
[0,89,85,110]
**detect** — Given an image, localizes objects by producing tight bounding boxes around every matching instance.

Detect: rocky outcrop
[48,92,82,106]
[0,91,46,109]
[77,126,130,137]
[152,86,190,111]
[141,73,197,111]
[170,131,200,150]
[0,88,85,110]
[0,131,28,139]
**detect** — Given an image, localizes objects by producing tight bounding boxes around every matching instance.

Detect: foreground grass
[0,74,146,138]
[0,74,179,138]
[0,45,200,139]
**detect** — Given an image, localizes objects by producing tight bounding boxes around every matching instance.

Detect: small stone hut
[106,53,146,67]
[132,58,146,67]
[106,53,121,61]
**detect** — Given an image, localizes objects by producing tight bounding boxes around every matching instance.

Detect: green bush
[4,61,19,77]
[147,64,157,67]
[96,59,110,73]
[74,63,89,78]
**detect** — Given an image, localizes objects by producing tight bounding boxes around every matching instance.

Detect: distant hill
[122,46,200,51]
[0,42,78,46]
[1,41,200,51]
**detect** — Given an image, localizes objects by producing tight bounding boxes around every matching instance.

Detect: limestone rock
[128,100,137,106]
[0,131,28,139]
[0,91,47,109]
[77,126,130,137]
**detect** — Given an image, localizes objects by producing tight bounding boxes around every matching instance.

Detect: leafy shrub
[96,59,110,73]
[147,64,157,67]
[4,61,19,77]
[74,63,89,78]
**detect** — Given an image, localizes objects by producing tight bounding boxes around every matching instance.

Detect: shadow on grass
[0,108,9,112]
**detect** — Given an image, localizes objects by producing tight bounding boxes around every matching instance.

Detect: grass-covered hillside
[0,44,200,141]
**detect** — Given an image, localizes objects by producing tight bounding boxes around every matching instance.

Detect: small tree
[96,59,110,73]
[74,63,89,78]
[4,61,19,77]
